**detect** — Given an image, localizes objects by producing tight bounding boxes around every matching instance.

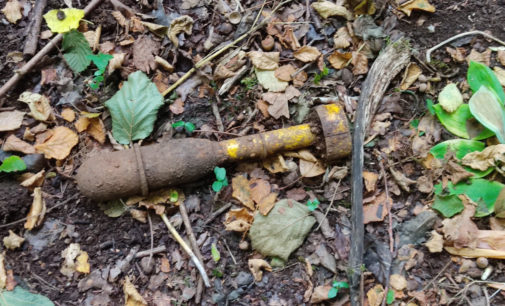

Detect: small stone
[467,267,482,279]
[418,83,427,93]
[459,259,475,273]
[427,25,435,33]
[140,257,154,274]
[238,240,249,250]
[235,271,253,287]
[476,257,488,269]
[227,288,244,301]
[218,23,233,35]
[341,69,353,85]
[418,74,427,82]
[261,35,275,51]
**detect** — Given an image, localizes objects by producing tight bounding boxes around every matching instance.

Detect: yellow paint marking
[226,140,239,158]
[324,104,341,120]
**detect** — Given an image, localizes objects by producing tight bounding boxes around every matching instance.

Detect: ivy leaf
[105,71,164,145]
[211,243,220,262]
[0,155,26,173]
[43,8,84,33]
[0,286,54,306]
[87,53,113,72]
[62,30,92,73]
[468,61,505,104]
[432,195,464,218]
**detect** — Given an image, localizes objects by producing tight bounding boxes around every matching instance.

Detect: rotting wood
[349,38,410,306]
[23,0,47,55]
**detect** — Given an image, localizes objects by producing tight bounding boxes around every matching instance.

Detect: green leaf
[172,121,185,129]
[43,8,84,33]
[469,86,505,143]
[249,199,316,261]
[212,269,223,278]
[468,61,505,104]
[105,71,164,145]
[410,118,420,129]
[62,30,92,73]
[332,281,349,289]
[0,286,54,306]
[328,287,338,299]
[184,122,196,134]
[211,243,220,262]
[87,53,113,72]
[212,180,223,192]
[426,99,435,115]
[438,83,463,112]
[169,190,179,203]
[98,200,127,217]
[432,195,464,218]
[386,289,395,304]
[222,177,229,187]
[306,198,320,211]
[0,156,26,173]
[214,167,226,181]
[433,104,493,140]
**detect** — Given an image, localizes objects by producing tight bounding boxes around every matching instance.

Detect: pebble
[227,288,244,301]
[238,240,249,250]
[476,257,488,269]
[140,257,154,274]
[418,74,427,82]
[218,23,233,35]
[341,69,353,85]
[235,271,253,287]
[418,83,427,93]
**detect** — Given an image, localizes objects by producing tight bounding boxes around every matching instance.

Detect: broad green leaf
[43,8,84,33]
[87,53,113,72]
[386,289,395,304]
[211,243,220,262]
[98,200,127,217]
[172,121,185,129]
[105,71,164,145]
[214,167,226,181]
[0,286,54,306]
[432,195,464,218]
[62,30,92,73]
[249,199,316,261]
[467,61,505,104]
[434,178,504,217]
[433,104,493,140]
[426,99,435,115]
[469,86,505,144]
[184,122,195,133]
[332,281,349,289]
[438,83,463,112]
[212,180,223,192]
[328,287,338,299]
[0,156,26,173]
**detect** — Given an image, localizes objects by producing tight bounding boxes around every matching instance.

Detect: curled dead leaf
[2,0,22,24]
[61,243,89,277]
[18,92,54,121]
[310,285,332,303]
[398,0,436,16]
[2,134,35,154]
[248,258,272,282]
[24,187,46,230]
[352,51,368,75]
[294,46,321,63]
[34,126,78,160]
[108,53,126,74]
[333,26,352,49]
[467,49,491,66]
[425,230,443,253]
[328,51,352,69]
[20,169,45,189]
[274,64,296,82]
[225,220,251,232]
[311,1,353,20]
[168,15,194,47]
[3,230,25,250]
[124,276,147,306]
[0,110,24,132]
[232,175,255,210]
[262,154,289,173]
[248,51,280,70]
[400,63,422,90]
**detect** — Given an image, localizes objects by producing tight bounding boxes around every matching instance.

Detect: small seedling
[0,156,26,173]
[169,190,179,203]
[212,166,228,192]
[240,76,258,91]
[172,121,196,135]
[328,281,349,299]
[306,198,320,211]
[87,53,113,90]
[313,65,329,85]
[211,243,220,262]
[386,289,395,304]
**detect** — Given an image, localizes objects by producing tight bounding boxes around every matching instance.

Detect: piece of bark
[349,38,410,306]
[24,0,47,55]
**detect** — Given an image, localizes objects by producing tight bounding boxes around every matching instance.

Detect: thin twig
[223,239,237,265]
[213,95,225,132]
[134,245,166,258]
[315,179,341,232]
[426,30,505,62]
[147,212,154,267]
[160,213,211,287]
[204,203,232,225]
[379,160,394,253]
[407,260,451,304]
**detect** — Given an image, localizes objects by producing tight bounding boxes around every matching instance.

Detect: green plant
[313,65,329,85]
[0,156,26,173]
[386,289,395,304]
[328,281,349,299]
[240,76,258,91]
[212,167,228,192]
[211,243,220,262]
[0,286,54,306]
[306,198,320,211]
[172,121,196,134]
[87,53,113,89]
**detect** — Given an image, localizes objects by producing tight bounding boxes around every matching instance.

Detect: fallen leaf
[24,187,46,230]
[467,49,491,66]
[400,63,422,90]
[446,160,472,185]
[262,154,290,173]
[497,50,505,66]
[111,10,127,27]
[442,203,479,248]
[493,66,505,87]
[20,170,45,188]
[300,159,325,177]
[278,26,301,50]
[133,36,159,73]
[250,178,271,205]
[18,92,53,121]
[439,83,463,113]
[5,269,16,291]
[416,175,433,193]
[3,230,25,250]
[333,26,352,49]
[108,53,126,74]
[363,171,378,192]
[76,252,90,274]
[248,51,280,70]
[310,285,332,303]
[425,230,443,253]
[257,193,278,215]
[232,175,255,210]
[168,15,193,47]
[0,110,24,132]
[293,46,321,63]
[130,209,147,223]
[311,1,353,19]
[462,144,505,172]
[390,274,407,291]
[248,259,272,282]
[0,253,5,289]
[61,108,75,122]
[2,0,22,24]
[34,126,79,160]
[390,168,416,192]
[255,69,289,92]
[43,8,84,33]
[364,192,390,224]
[74,116,90,132]
[367,284,385,306]
[293,70,308,87]
[87,118,106,144]
[352,51,368,75]
[124,276,147,306]
[2,134,35,154]
[446,47,466,63]
[61,243,89,277]
[169,98,185,115]
[274,64,296,82]
[328,51,352,69]
[225,207,254,224]
[263,92,289,119]
[225,220,251,232]
[398,0,436,16]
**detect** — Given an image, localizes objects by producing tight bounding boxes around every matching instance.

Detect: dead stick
[24,0,47,55]
[0,0,104,100]
[349,38,410,306]
[134,245,166,258]
[179,202,206,303]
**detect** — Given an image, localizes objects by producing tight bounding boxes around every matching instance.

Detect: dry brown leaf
[248,259,272,282]
[462,144,505,171]
[390,168,416,192]
[416,175,433,193]
[130,209,147,223]
[256,99,270,118]
[310,285,332,304]
[493,66,505,87]
[274,64,296,82]
[444,247,505,259]
[300,159,325,177]
[160,256,171,273]
[18,91,53,121]
[35,126,78,160]
[328,165,348,180]
[74,116,91,132]
[352,51,368,75]
[87,118,106,144]
[2,134,35,154]
[446,160,472,184]
[108,53,126,74]
[111,10,128,28]
[285,149,318,162]
[497,50,505,66]
[264,93,289,119]
[390,274,407,291]
[294,46,321,63]
[311,1,353,19]
[278,26,301,50]
[124,276,147,306]
[257,192,277,215]
[232,175,255,210]
[24,187,46,230]
[248,51,280,70]
[250,178,271,205]
[133,36,159,73]
[169,98,185,115]
[83,31,98,51]
[263,155,289,173]
[398,0,436,16]
[400,63,422,90]
[61,108,75,122]
[466,49,491,66]
[367,284,385,306]
[446,47,466,62]
[442,202,479,249]
[328,51,352,69]
[363,171,378,192]
[0,110,24,132]
[425,230,443,253]
[293,71,308,87]
[225,219,251,232]
[76,252,90,274]
[0,253,5,289]
[225,207,254,224]
[3,230,25,250]
[333,26,352,49]
[363,192,390,224]
[20,170,45,188]
[2,0,22,24]
[130,16,145,33]
[168,15,193,47]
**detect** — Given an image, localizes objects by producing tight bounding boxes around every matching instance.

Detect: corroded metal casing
[315,104,352,163]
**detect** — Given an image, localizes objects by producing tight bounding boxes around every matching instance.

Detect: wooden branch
[348,38,411,306]
[23,0,47,55]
